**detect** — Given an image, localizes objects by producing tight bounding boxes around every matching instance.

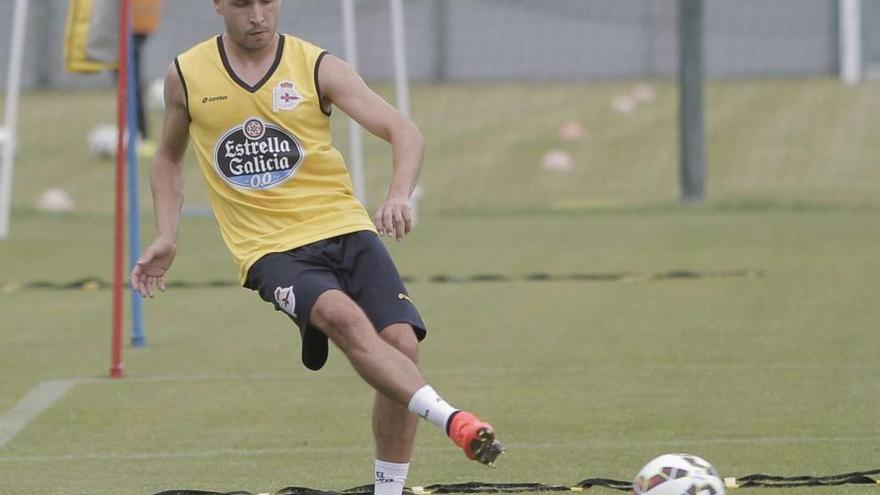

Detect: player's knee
[381,324,419,363]
[321,313,366,349]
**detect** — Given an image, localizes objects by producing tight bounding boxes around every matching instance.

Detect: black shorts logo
[213,117,304,190]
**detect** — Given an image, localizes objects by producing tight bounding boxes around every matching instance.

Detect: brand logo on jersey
[273,80,302,112]
[213,117,304,190]
[202,95,228,104]
[274,285,297,318]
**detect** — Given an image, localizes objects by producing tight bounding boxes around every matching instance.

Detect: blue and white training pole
[126,22,146,347]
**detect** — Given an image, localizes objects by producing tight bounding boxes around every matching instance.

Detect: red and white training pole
[111,0,132,379]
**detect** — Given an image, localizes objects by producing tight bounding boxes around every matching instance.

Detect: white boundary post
[389,0,421,224]
[341,0,367,204]
[389,0,411,118]
[840,0,863,85]
[0,0,29,239]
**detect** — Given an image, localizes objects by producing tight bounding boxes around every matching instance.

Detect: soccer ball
[632,453,726,495]
[88,124,120,160]
[541,150,575,172]
[36,187,75,213]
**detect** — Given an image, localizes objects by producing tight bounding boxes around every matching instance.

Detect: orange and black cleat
[447,411,505,467]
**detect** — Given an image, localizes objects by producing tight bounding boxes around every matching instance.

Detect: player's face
[213,0,281,52]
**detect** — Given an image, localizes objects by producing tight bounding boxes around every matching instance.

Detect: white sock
[375,459,409,495]
[407,384,459,432]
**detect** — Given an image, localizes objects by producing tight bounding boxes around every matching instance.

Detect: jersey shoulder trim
[282,35,332,117]
[314,51,332,117]
[173,57,191,121]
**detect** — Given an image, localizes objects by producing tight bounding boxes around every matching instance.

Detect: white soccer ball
[541,150,575,172]
[612,94,638,114]
[36,187,75,213]
[633,453,726,495]
[88,124,120,160]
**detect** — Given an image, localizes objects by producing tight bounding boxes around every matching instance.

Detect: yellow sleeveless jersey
[175,34,376,284]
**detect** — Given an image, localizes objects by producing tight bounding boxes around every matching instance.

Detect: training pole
[678,0,706,204]
[388,0,421,225]
[0,0,28,240]
[111,0,132,379]
[127,24,145,347]
[341,0,366,204]
[389,0,410,118]
[840,0,863,85]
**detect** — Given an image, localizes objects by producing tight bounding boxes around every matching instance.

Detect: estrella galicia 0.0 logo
[213,117,304,189]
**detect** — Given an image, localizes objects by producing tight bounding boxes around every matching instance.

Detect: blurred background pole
[388,0,420,224]
[126,15,146,348]
[33,0,53,89]
[0,0,29,240]
[341,0,366,204]
[678,0,706,205]
[840,0,863,85]
[389,0,410,118]
[430,0,449,82]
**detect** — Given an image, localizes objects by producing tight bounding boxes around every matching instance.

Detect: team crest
[274,285,297,318]
[243,118,266,140]
[273,80,302,112]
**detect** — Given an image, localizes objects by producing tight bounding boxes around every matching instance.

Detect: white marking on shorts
[274,285,297,318]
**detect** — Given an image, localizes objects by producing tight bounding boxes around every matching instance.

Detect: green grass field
[1,81,878,494]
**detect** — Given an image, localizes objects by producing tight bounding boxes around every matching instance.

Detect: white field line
[1,436,878,464]
[0,379,78,447]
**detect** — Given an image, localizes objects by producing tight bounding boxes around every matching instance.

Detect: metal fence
[0,0,862,90]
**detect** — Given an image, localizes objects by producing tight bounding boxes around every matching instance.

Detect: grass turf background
[1,210,878,494]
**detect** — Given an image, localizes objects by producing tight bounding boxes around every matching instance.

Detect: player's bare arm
[131,62,191,298]
[318,54,424,241]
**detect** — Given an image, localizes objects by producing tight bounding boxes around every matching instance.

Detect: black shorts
[244,230,426,371]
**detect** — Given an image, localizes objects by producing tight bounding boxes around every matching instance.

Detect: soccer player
[130,1,504,493]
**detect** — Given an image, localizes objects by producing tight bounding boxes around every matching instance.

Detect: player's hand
[375,195,413,241]
[131,236,177,298]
